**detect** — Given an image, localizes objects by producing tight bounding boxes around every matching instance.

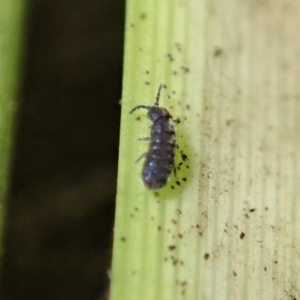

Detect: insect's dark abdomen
[142,117,175,190]
[130,84,177,190]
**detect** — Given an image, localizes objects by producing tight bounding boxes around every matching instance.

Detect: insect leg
[135,153,147,163]
[173,117,180,124]
[137,137,150,141]
[173,164,177,176]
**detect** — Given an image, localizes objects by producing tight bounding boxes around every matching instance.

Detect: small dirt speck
[204,253,210,260]
[168,245,176,251]
[139,12,147,19]
[167,53,174,62]
[181,153,188,161]
[213,46,223,57]
[181,66,190,73]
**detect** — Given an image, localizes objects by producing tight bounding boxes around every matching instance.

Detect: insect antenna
[154,84,163,107]
[129,105,151,114]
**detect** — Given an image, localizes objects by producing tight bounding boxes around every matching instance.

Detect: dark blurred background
[2,0,124,299]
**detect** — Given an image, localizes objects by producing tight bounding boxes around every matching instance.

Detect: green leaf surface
[111,0,300,299]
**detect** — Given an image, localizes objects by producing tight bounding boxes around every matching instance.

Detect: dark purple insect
[129,84,176,190]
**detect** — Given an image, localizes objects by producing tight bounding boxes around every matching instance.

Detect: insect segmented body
[129,84,176,190]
